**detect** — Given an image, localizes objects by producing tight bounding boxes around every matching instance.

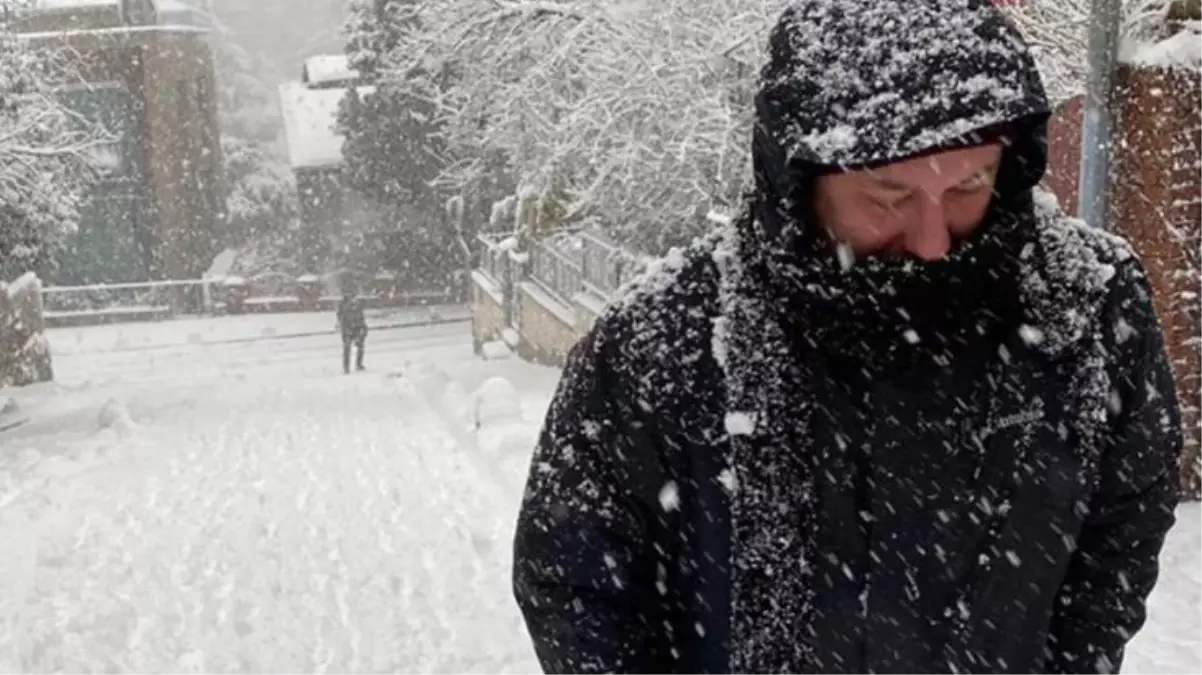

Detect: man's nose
[904,195,951,261]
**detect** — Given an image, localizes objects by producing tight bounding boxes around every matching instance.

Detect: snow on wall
[278,82,375,170]
[1,272,42,299]
[1,272,51,388]
[1122,21,1202,71]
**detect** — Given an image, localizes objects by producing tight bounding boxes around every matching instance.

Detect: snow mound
[481,340,512,361]
[442,380,473,427]
[479,428,535,470]
[97,398,135,434]
[0,396,23,431]
[473,377,521,428]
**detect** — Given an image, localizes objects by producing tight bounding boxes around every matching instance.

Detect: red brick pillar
[1111,64,1202,498]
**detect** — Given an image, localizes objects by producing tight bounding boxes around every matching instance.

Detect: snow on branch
[359,0,1192,252]
[1,19,110,276]
[359,0,780,253]
[1001,0,1179,104]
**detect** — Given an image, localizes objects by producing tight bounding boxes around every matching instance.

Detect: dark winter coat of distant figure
[511,1,1183,673]
[338,293,367,374]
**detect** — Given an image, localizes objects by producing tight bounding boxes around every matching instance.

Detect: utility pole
[1077,0,1124,230]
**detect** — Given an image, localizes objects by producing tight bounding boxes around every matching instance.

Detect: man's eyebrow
[866,173,913,192]
[966,159,1004,177]
[958,160,1002,183]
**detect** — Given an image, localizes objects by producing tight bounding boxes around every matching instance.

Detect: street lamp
[1078,0,1124,230]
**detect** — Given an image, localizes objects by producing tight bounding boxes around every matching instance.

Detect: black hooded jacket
[512,1,1182,672]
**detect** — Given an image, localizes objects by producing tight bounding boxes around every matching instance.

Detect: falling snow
[2,0,1199,673]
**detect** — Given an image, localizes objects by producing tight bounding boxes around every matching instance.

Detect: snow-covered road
[0,312,552,672]
[0,311,1198,673]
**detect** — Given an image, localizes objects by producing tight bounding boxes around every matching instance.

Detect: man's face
[813,144,1004,261]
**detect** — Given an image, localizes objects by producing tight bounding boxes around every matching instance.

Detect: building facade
[279,54,377,274]
[11,0,224,284]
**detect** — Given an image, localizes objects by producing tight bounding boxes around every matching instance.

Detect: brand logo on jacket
[979,397,1047,442]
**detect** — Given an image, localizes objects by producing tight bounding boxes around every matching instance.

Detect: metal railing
[40,278,221,318]
[475,232,513,288]
[475,228,643,307]
[532,230,638,304]
[529,240,582,304]
[578,231,638,298]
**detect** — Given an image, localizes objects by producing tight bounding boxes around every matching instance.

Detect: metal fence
[578,231,637,298]
[476,228,642,309]
[476,233,513,287]
[40,279,221,319]
[532,230,637,304]
[530,238,583,303]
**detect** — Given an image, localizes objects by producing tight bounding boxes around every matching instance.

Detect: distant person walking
[337,289,367,374]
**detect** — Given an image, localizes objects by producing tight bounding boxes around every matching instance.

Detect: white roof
[154,0,212,28]
[28,1,212,28]
[32,0,118,9]
[278,82,375,169]
[303,54,359,87]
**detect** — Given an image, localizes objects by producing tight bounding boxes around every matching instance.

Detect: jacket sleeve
[1045,264,1183,674]
[512,324,664,673]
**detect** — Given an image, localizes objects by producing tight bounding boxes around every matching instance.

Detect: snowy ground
[0,311,556,672]
[0,312,1198,673]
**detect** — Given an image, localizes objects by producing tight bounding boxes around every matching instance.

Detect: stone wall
[471,272,507,352]
[470,264,606,367]
[1110,64,1202,497]
[515,284,586,367]
[1,274,54,388]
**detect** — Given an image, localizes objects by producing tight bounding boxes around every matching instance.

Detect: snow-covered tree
[0,12,107,281]
[348,0,780,254]
[338,0,467,290]
[345,0,1195,255]
[1002,0,1183,105]
[344,0,406,78]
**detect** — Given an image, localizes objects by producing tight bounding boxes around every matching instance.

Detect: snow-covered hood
[752,0,1051,216]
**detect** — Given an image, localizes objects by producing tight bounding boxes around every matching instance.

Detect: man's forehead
[864,144,1003,182]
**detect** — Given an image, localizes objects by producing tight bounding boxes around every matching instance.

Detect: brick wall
[1110,64,1202,496]
[1045,95,1085,215]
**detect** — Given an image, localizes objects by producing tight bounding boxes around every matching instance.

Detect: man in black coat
[512,0,1183,673]
[337,289,367,374]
